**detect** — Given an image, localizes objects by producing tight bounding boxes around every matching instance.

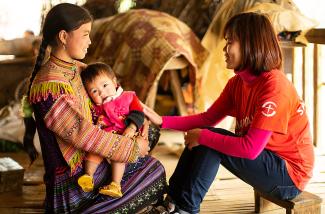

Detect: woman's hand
[123,123,137,137]
[141,102,162,126]
[136,118,150,157]
[184,129,201,150]
[136,135,150,157]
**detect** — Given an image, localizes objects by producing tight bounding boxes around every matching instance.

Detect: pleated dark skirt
[45,156,166,213]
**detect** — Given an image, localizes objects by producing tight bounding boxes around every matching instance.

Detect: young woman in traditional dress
[22,3,166,213]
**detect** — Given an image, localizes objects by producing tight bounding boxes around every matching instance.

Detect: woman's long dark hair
[23,3,92,164]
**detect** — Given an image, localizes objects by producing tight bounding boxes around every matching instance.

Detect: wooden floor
[153,130,325,214]
[0,130,325,213]
[0,152,45,214]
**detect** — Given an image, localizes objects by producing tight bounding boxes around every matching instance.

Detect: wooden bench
[254,189,322,214]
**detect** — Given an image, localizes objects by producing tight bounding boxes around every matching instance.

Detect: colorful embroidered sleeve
[44,95,139,163]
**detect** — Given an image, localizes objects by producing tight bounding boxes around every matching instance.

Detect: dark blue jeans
[168,128,301,214]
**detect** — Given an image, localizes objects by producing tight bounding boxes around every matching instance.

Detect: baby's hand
[123,124,137,137]
[97,115,108,129]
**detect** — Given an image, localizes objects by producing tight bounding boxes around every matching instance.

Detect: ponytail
[22,39,48,165]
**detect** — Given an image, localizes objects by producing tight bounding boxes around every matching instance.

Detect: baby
[78,62,144,198]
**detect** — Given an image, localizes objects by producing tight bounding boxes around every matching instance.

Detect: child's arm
[125,93,144,130]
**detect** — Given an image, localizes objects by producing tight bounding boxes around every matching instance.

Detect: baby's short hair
[81,62,116,86]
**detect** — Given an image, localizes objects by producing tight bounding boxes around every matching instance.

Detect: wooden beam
[305,29,325,44]
[164,56,188,70]
[0,38,36,57]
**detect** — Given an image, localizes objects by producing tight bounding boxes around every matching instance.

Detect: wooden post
[170,69,188,116]
[165,57,189,116]
[315,44,325,151]
[302,44,315,145]
[145,79,159,109]
[145,56,189,115]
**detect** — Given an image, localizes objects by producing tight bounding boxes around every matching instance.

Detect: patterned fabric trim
[30,81,74,103]
[82,157,166,214]
[50,54,77,71]
[29,61,75,103]
[48,157,166,213]
[108,177,166,214]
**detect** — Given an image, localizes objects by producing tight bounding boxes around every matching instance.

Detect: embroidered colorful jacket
[29,56,140,174]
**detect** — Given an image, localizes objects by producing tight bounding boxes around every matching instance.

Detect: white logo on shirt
[297,101,305,116]
[262,101,277,117]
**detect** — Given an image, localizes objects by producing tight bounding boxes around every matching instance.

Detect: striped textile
[45,157,166,213]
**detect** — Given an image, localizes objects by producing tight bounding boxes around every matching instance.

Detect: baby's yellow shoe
[77,174,94,192]
[99,181,123,198]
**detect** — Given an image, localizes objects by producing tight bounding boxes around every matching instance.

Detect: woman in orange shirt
[143,12,314,214]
